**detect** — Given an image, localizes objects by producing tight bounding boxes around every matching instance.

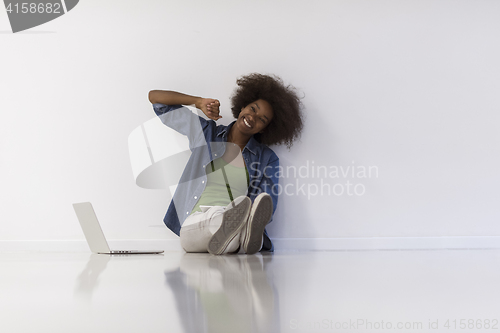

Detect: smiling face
[235,99,274,136]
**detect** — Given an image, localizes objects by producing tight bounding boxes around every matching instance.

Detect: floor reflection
[2,250,500,332]
[165,253,280,333]
[73,254,110,301]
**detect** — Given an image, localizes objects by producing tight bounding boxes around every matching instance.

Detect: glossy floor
[1,250,499,333]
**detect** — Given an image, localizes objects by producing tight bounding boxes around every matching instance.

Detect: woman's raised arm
[148,90,200,106]
[148,90,222,121]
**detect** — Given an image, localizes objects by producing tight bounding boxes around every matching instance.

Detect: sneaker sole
[243,194,273,254]
[208,197,251,255]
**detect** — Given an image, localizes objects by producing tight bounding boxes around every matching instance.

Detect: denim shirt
[153,103,279,251]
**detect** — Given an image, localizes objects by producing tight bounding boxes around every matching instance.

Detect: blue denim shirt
[153,103,279,251]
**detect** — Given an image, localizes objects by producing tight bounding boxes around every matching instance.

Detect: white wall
[1,0,500,248]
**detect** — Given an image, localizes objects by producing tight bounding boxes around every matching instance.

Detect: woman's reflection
[165,253,279,333]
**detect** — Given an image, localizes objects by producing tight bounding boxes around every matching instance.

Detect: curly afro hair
[230,73,304,149]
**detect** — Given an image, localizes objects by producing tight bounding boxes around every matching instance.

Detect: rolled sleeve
[153,103,182,116]
[152,103,211,151]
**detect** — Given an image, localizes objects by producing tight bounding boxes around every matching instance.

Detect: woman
[149,73,304,255]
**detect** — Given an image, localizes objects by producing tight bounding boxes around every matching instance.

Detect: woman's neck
[227,125,250,150]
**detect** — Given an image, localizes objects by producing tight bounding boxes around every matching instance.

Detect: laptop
[72,202,164,254]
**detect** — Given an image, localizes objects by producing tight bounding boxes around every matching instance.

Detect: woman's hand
[196,98,222,121]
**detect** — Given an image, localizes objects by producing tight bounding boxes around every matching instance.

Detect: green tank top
[191,157,249,214]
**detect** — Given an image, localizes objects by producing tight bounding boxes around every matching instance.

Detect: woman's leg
[180,207,225,253]
[180,196,251,254]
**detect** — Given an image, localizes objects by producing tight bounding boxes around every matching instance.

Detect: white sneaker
[208,196,251,255]
[242,193,273,254]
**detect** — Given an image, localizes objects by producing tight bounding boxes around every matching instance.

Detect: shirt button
[202,164,205,168]
[214,153,217,157]
[186,212,189,215]
[202,180,205,184]
[194,196,198,199]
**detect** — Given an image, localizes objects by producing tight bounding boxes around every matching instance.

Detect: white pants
[180,204,262,254]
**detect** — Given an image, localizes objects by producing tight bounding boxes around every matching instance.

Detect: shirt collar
[217,122,232,138]
[217,121,262,156]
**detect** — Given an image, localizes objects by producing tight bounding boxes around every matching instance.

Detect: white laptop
[72,202,164,255]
